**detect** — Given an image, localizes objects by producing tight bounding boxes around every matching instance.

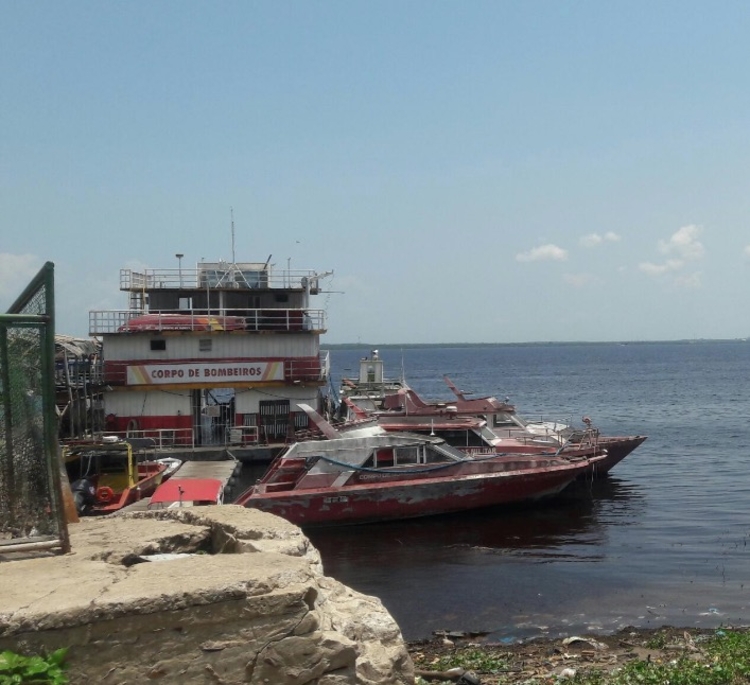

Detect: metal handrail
[228,425,259,445]
[89,308,327,335]
[120,266,325,291]
[97,428,195,450]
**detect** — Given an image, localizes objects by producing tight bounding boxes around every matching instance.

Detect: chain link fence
[0,262,69,555]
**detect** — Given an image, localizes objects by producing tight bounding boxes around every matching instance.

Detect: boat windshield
[492,411,523,428]
[361,441,465,468]
[64,445,134,487]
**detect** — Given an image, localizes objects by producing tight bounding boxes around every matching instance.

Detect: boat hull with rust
[240,461,591,526]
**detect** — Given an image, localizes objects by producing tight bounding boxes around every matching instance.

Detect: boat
[155,456,183,479]
[439,377,647,474]
[90,255,334,452]
[148,478,226,509]
[340,394,613,484]
[339,351,646,475]
[233,405,606,526]
[64,439,173,515]
[117,313,246,332]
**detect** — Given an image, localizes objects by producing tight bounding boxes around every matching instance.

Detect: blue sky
[3,1,750,344]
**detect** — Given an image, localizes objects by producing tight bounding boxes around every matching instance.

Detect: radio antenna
[230,207,236,264]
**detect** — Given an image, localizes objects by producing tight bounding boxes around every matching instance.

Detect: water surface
[298,342,750,641]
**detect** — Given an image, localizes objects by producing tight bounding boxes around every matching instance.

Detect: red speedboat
[117,313,245,332]
[337,351,646,476]
[234,405,607,527]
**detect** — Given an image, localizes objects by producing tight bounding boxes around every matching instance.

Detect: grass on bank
[413,628,750,685]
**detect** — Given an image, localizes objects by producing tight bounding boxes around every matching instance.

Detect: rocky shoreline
[0,507,414,684]
[409,625,749,683]
[4,508,747,684]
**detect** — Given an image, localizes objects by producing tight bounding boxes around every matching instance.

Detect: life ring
[96,486,115,504]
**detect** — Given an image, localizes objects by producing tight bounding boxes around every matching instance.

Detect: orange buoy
[96,486,115,504]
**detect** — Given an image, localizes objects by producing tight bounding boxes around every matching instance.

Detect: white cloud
[580,232,621,248]
[743,245,750,258]
[639,225,705,288]
[674,271,702,289]
[580,234,602,247]
[638,259,683,276]
[563,273,596,287]
[515,244,568,262]
[0,253,41,303]
[658,224,704,261]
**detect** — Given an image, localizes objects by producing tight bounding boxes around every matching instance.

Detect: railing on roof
[89,308,327,335]
[121,265,325,292]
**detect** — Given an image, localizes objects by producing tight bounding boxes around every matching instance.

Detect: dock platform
[174,459,240,483]
[122,458,242,512]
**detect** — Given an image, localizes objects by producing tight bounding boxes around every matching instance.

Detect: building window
[259,399,291,439]
[199,339,212,352]
[150,339,166,351]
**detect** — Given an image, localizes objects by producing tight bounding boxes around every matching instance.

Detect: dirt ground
[409,625,739,683]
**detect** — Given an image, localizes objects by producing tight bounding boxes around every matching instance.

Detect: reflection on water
[307,478,641,565]
[298,477,645,641]
[265,343,750,641]
[237,447,747,642]
[234,338,750,640]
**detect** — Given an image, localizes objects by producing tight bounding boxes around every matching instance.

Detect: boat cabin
[64,439,166,514]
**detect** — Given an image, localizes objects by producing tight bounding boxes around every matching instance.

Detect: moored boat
[233,405,605,526]
[339,352,646,476]
[440,377,647,474]
[64,439,172,515]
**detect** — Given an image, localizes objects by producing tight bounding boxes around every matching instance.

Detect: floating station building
[88,258,333,454]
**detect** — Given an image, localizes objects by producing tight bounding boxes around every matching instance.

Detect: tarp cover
[150,478,223,505]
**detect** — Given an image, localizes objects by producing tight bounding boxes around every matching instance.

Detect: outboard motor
[70,478,97,515]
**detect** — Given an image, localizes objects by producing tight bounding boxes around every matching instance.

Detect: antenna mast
[230,207,236,265]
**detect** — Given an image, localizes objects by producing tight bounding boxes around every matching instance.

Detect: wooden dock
[122,458,242,512]
[174,459,240,484]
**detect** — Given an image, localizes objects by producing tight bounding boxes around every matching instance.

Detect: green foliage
[644,630,668,649]
[579,658,731,685]
[415,630,750,685]
[703,630,750,678]
[0,649,68,684]
[570,630,750,685]
[429,646,511,674]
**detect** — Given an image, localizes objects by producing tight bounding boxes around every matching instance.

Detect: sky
[3,1,750,344]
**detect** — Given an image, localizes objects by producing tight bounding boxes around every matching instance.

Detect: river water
[294,341,750,642]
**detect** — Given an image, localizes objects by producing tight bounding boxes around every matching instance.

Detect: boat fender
[96,486,115,504]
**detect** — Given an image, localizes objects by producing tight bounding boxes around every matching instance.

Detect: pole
[175,253,184,289]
